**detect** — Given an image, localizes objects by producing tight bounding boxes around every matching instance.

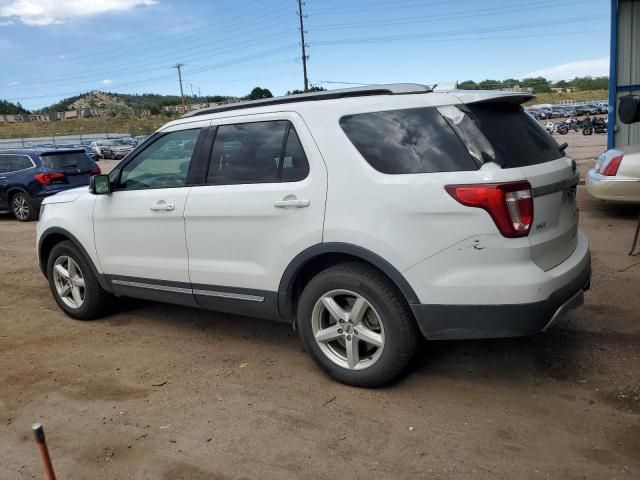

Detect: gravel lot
[1,133,639,479]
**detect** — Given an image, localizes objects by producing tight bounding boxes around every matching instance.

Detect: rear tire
[11,191,38,221]
[47,241,111,320]
[297,262,417,387]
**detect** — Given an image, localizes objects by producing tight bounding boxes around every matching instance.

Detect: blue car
[0,148,100,221]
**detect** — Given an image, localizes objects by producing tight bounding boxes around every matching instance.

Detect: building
[609,0,640,149]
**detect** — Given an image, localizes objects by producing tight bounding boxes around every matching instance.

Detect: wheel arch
[277,243,419,323]
[7,186,30,203]
[38,227,113,293]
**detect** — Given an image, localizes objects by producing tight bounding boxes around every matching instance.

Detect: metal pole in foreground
[32,422,57,480]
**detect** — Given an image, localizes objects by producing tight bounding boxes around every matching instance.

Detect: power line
[7,30,297,90]
[310,0,602,31]
[0,0,271,63]
[1,11,296,78]
[311,15,604,45]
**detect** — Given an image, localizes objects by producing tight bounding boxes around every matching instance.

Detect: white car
[586,146,640,203]
[36,84,591,387]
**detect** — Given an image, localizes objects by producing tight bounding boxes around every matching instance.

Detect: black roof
[182,83,432,118]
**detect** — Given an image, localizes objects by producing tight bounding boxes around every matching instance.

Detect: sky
[0,0,611,110]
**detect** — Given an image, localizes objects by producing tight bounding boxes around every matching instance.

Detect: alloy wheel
[52,256,86,309]
[12,195,29,220]
[311,289,385,370]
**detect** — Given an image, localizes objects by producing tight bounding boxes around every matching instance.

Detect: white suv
[37,84,591,387]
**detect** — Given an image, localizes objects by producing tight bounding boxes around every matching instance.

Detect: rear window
[451,102,564,168]
[41,152,93,170]
[339,107,477,174]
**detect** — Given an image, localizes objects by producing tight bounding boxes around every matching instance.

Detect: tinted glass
[10,155,32,171]
[207,121,288,184]
[0,156,10,173]
[119,128,201,189]
[339,107,476,174]
[281,128,309,182]
[42,152,93,170]
[462,102,564,167]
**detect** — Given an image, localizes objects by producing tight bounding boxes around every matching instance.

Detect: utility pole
[173,63,185,113]
[297,0,309,92]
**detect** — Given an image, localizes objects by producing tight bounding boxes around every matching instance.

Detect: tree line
[458,76,608,93]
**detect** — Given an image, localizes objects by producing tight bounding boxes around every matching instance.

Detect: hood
[42,186,89,205]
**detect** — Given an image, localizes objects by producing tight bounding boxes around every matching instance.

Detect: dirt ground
[1,133,639,480]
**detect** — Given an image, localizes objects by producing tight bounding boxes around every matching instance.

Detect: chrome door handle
[273,197,310,208]
[150,201,175,211]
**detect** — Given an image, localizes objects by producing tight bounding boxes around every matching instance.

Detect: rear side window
[339,107,477,174]
[10,155,32,171]
[0,156,10,173]
[206,121,309,184]
[41,152,92,169]
[459,102,564,167]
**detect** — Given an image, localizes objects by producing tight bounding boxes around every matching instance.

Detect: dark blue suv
[0,148,100,221]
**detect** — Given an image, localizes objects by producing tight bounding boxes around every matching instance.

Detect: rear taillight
[601,154,623,176]
[89,167,101,175]
[445,181,534,238]
[34,172,65,185]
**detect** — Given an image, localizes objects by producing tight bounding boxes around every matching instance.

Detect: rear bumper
[411,258,590,340]
[586,169,640,203]
[409,228,591,340]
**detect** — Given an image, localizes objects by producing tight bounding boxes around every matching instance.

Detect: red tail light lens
[34,172,65,185]
[601,154,623,176]
[445,181,534,238]
[89,167,101,175]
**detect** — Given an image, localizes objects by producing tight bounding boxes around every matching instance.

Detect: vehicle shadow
[107,297,301,352]
[107,297,596,387]
[410,327,590,385]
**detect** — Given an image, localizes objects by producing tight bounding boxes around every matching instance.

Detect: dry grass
[0,115,176,140]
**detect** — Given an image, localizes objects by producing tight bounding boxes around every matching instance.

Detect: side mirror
[90,174,111,195]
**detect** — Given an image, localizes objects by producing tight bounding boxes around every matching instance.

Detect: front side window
[118,128,201,190]
[339,107,477,174]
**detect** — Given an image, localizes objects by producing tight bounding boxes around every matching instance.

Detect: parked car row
[89,138,137,160]
[526,102,609,120]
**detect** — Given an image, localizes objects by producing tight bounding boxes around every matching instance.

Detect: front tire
[11,191,38,221]
[47,241,111,320]
[297,262,417,387]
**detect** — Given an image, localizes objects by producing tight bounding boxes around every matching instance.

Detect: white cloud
[5,81,18,86]
[522,57,610,80]
[102,79,113,85]
[0,19,14,25]
[0,0,157,26]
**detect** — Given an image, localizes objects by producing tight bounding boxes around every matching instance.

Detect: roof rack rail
[182,83,432,118]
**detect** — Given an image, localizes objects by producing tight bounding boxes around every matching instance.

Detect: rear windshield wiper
[58,163,78,168]
[558,142,568,152]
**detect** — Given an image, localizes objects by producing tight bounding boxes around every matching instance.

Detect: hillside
[37,91,235,115]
